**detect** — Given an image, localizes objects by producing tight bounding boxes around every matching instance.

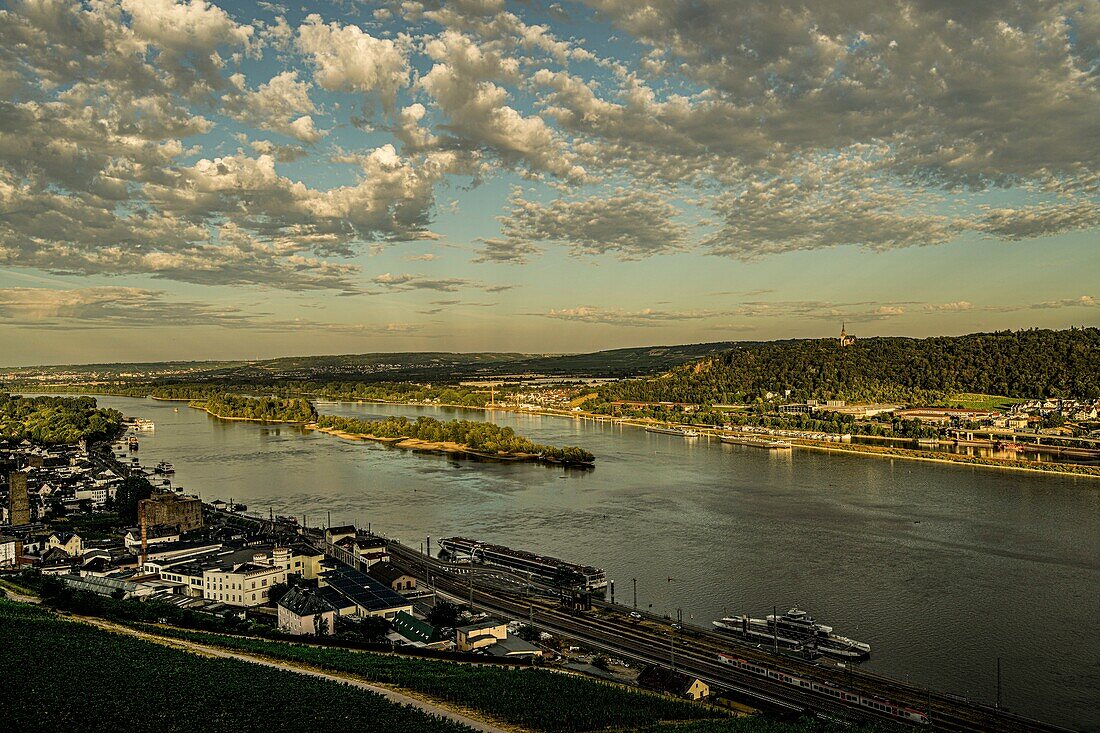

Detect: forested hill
[595,329,1100,405]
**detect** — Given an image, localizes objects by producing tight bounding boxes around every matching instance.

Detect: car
[629,611,642,620]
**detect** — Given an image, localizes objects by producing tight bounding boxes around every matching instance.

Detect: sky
[0,0,1097,366]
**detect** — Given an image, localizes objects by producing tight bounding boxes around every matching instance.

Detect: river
[88,395,1099,729]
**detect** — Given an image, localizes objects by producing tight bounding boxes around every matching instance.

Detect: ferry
[645,426,700,438]
[125,417,155,431]
[713,608,871,660]
[720,435,792,450]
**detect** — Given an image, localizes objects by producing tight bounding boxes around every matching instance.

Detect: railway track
[389,542,1068,733]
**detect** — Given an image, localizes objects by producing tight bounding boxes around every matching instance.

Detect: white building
[277,586,338,635]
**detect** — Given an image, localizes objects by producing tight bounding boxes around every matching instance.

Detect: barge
[439,536,607,591]
[645,426,699,438]
[720,435,793,450]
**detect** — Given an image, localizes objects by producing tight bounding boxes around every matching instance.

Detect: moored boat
[714,608,871,660]
[645,426,700,438]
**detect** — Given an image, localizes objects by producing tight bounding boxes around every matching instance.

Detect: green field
[934,393,1028,411]
[0,600,472,733]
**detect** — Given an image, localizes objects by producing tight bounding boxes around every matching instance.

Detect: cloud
[0,286,424,335]
[418,31,586,180]
[1030,295,1098,310]
[225,70,324,143]
[0,286,253,329]
[296,14,408,107]
[924,301,974,312]
[369,273,510,294]
[540,306,717,327]
[489,188,690,260]
[472,237,543,264]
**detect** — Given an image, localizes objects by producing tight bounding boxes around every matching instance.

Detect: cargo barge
[439,536,607,591]
[720,435,793,450]
[645,426,699,438]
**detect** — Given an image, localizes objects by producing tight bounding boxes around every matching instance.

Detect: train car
[717,653,930,725]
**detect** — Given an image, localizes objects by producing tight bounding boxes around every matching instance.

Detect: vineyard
[130,626,724,732]
[0,600,473,733]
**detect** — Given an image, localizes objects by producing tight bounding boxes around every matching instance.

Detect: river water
[88,395,1098,729]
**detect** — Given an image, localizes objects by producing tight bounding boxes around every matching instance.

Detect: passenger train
[716,652,931,725]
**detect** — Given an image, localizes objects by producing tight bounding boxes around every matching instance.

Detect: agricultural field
[132,625,726,733]
[0,600,472,733]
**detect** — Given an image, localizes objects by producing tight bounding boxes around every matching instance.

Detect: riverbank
[795,440,1100,479]
[306,423,589,466]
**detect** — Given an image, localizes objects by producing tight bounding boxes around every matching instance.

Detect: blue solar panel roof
[320,565,409,612]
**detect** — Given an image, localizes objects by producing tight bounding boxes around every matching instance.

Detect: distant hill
[594,329,1100,404]
[2,343,742,385]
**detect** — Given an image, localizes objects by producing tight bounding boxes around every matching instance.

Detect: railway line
[386,541,1070,733]
[211,509,1070,733]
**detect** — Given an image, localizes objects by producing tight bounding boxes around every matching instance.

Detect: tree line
[0,394,123,444]
[593,328,1100,407]
[190,393,318,423]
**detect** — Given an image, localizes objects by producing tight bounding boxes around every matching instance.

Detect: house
[368,561,417,592]
[636,665,710,700]
[0,535,22,568]
[124,526,181,550]
[481,635,542,659]
[47,531,83,558]
[455,618,508,652]
[325,525,357,544]
[277,586,338,636]
[333,535,389,568]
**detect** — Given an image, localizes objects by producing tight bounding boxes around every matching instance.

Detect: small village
[0,435,710,703]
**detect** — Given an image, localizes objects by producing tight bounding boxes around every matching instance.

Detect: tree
[268,581,291,606]
[114,476,154,525]
[426,600,460,628]
[516,624,541,643]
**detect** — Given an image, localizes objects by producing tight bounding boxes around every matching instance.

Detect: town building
[47,531,83,558]
[390,611,447,648]
[456,618,508,652]
[0,535,22,568]
[7,471,30,526]
[839,323,856,347]
[636,665,710,700]
[368,561,417,592]
[138,492,202,534]
[894,407,996,425]
[277,586,338,636]
[316,564,413,620]
[124,526,180,550]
